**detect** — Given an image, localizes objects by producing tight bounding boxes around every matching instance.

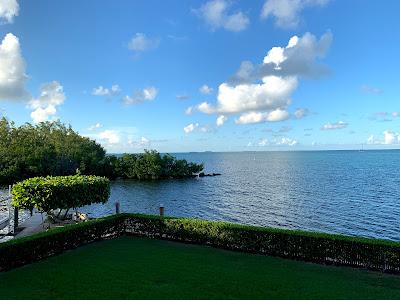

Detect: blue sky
[0,0,399,152]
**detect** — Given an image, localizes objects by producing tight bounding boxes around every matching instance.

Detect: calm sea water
[81,150,399,241]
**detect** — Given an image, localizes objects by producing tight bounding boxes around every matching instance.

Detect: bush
[1,214,399,273]
[0,214,124,271]
[114,151,204,180]
[11,175,110,213]
[123,214,400,273]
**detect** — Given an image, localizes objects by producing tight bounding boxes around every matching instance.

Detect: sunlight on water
[81,150,399,241]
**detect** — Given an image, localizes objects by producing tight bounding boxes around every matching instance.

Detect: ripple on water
[80,151,400,241]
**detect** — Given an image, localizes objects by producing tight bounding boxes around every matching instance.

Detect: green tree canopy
[0,118,204,184]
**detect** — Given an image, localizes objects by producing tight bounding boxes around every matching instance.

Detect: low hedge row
[1,213,399,273]
[0,214,124,271]
[11,175,110,212]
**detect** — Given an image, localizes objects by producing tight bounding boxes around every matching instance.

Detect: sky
[0,0,400,153]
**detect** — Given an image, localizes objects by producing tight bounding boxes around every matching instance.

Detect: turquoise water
[82,150,400,241]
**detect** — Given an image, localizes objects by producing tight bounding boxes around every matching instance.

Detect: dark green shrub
[3,214,398,273]
[11,175,110,213]
[0,214,125,272]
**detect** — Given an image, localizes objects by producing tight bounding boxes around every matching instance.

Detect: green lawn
[0,237,399,299]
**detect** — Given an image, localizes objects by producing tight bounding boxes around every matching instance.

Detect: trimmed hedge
[11,175,110,212]
[0,214,124,271]
[0,213,399,273]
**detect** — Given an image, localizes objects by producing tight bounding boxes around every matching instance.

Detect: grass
[0,237,399,299]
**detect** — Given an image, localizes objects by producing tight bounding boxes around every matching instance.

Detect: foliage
[0,118,105,184]
[0,214,124,272]
[0,118,203,184]
[11,175,110,213]
[1,213,399,273]
[113,151,204,180]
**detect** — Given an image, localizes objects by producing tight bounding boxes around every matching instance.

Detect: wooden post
[13,207,18,233]
[115,202,120,214]
[159,204,164,217]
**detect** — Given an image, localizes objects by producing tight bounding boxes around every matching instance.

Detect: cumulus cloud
[230,31,332,84]
[193,32,331,126]
[0,33,28,101]
[199,84,213,94]
[261,0,330,29]
[29,81,65,123]
[257,137,298,146]
[123,86,158,105]
[321,121,348,130]
[128,33,160,52]
[235,109,290,124]
[194,0,249,32]
[99,130,121,144]
[88,123,102,131]
[294,108,309,119]
[184,123,199,134]
[0,0,19,24]
[277,137,298,146]
[383,131,398,145]
[216,115,227,126]
[200,76,297,115]
[367,131,400,145]
[92,85,121,97]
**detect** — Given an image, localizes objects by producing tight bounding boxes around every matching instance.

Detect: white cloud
[92,85,121,97]
[185,106,194,115]
[195,32,331,125]
[255,136,298,147]
[216,115,227,126]
[294,108,309,119]
[200,76,297,115]
[123,86,158,105]
[199,84,213,94]
[128,33,160,52]
[229,31,332,84]
[277,137,298,146]
[0,33,28,100]
[383,131,399,145]
[29,81,65,123]
[140,136,150,146]
[99,130,120,144]
[184,123,199,134]
[235,109,289,124]
[321,121,348,130]
[367,135,375,145]
[194,0,249,32]
[0,0,19,24]
[261,0,330,29]
[88,123,102,131]
[367,131,400,145]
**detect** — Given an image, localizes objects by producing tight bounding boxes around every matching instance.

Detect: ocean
[81,150,400,241]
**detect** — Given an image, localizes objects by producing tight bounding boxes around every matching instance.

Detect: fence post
[115,202,120,214]
[159,204,164,217]
[13,207,18,233]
